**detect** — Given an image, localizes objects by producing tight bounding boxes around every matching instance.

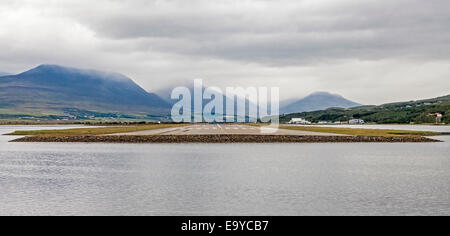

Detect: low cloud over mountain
[281,92,361,114]
[0,65,170,115]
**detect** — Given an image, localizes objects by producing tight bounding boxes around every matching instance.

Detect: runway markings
[178,125,262,134]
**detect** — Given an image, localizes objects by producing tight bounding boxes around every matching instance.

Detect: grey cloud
[0,0,449,104]
[67,0,450,65]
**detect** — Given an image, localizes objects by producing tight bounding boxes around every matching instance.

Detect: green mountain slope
[280,95,450,124]
[0,65,171,121]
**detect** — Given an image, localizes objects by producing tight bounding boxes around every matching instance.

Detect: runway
[109,124,347,136]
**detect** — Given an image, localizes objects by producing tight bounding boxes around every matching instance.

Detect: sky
[0,0,449,105]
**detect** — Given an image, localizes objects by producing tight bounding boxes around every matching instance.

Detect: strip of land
[106,124,346,136]
[6,123,444,143]
[276,125,439,137]
[7,123,187,136]
[10,134,439,143]
[9,124,439,137]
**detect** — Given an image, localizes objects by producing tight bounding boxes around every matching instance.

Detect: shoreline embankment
[10,135,440,143]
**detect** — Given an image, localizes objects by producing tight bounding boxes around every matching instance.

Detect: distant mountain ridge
[0,65,170,118]
[155,84,261,121]
[281,92,361,114]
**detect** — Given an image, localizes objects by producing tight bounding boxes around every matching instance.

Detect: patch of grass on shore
[7,124,187,136]
[277,125,438,137]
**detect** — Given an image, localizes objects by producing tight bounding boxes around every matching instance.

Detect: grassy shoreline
[7,124,187,136]
[4,123,445,143]
[277,125,440,137]
[6,123,443,137]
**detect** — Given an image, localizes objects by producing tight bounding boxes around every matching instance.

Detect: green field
[235,123,439,137]
[280,95,450,124]
[277,126,438,137]
[7,123,442,138]
[8,124,187,136]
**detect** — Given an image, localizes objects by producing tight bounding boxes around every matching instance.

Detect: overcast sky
[0,0,449,104]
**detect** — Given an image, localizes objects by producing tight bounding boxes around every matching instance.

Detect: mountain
[0,65,170,119]
[280,94,450,124]
[280,92,361,114]
[0,72,10,76]
[155,84,261,121]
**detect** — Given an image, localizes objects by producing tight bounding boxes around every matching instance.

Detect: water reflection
[0,126,449,215]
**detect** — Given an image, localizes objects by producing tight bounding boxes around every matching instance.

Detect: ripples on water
[0,125,449,215]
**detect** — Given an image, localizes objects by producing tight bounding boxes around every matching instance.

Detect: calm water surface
[0,125,449,215]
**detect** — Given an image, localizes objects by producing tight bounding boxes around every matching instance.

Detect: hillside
[0,65,171,121]
[280,95,450,124]
[280,92,361,114]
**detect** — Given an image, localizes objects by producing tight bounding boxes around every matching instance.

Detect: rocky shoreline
[10,135,440,143]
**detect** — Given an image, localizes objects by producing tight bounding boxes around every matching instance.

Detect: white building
[288,118,311,124]
[428,113,443,123]
[349,119,365,124]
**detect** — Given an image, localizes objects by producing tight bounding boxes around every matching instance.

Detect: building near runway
[288,118,311,124]
[349,119,365,124]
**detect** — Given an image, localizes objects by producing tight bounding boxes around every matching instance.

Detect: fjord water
[0,126,449,216]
